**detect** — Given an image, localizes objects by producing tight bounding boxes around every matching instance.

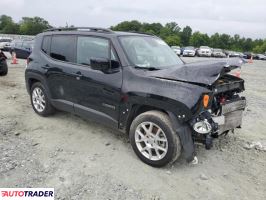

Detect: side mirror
[90,58,110,72]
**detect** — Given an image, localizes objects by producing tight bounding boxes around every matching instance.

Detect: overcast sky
[1,0,266,39]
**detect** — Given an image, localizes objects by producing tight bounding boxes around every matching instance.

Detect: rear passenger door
[42,34,77,112]
[72,36,122,126]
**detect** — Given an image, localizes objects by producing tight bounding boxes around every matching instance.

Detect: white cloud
[1,0,24,9]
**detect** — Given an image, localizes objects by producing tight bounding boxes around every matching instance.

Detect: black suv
[25,27,246,167]
[0,50,8,76]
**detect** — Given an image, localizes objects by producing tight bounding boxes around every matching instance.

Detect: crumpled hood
[149,58,245,85]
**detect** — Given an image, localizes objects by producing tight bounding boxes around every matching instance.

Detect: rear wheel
[129,111,181,167]
[30,82,55,116]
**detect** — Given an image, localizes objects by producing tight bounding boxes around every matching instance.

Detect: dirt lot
[1,54,266,200]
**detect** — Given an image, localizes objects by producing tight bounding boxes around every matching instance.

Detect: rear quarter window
[50,35,76,62]
[41,36,51,54]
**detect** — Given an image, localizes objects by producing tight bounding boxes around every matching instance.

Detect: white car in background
[0,37,12,50]
[212,48,226,58]
[171,46,181,56]
[182,46,196,57]
[197,46,212,57]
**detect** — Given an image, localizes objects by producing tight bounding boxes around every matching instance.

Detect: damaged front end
[144,57,247,159]
[190,73,246,149]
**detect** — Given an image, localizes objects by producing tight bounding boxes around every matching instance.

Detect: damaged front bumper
[214,97,246,134]
[191,97,246,147]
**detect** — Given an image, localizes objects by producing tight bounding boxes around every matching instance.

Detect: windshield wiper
[134,66,160,71]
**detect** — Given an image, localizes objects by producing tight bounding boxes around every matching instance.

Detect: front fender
[128,92,192,120]
[167,111,195,162]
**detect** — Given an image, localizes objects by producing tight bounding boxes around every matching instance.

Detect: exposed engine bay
[191,73,246,149]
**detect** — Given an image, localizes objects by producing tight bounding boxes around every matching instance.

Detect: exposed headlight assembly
[193,119,212,134]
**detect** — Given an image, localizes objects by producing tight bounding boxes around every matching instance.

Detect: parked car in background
[238,52,245,58]
[9,39,34,59]
[182,46,196,57]
[212,48,226,58]
[0,37,12,51]
[243,52,253,59]
[254,54,266,60]
[171,46,181,56]
[2,42,12,52]
[197,46,212,57]
[230,51,241,57]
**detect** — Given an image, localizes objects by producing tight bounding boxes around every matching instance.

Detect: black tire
[129,110,181,167]
[30,82,55,116]
[0,60,8,76]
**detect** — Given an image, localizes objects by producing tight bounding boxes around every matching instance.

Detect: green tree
[2,22,19,34]
[19,17,51,35]
[111,20,142,32]
[165,22,181,33]
[253,39,266,53]
[242,38,253,52]
[0,15,19,34]
[0,15,13,30]
[180,26,192,46]
[209,33,221,48]
[140,22,163,35]
[189,31,209,47]
[164,35,181,46]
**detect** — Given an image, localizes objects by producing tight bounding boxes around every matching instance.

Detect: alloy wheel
[135,122,168,161]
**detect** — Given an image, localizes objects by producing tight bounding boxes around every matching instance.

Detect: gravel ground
[0,54,266,200]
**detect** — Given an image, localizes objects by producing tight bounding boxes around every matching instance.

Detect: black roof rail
[44,27,114,33]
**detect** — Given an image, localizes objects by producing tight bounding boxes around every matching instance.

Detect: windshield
[119,36,183,69]
[0,38,12,42]
[200,46,210,49]
[213,49,222,52]
[171,46,180,49]
[185,46,194,50]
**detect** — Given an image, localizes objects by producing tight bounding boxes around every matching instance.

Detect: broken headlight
[193,119,212,134]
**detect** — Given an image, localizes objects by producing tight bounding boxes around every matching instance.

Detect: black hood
[149,58,245,85]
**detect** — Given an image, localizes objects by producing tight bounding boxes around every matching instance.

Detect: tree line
[111,20,266,53]
[1,15,265,53]
[0,15,51,36]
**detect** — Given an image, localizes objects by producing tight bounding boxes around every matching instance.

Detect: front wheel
[129,111,181,167]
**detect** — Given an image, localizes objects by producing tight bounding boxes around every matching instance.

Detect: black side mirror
[90,58,110,71]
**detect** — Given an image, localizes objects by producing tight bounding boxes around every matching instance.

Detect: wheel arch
[122,99,195,163]
[25,71,52,99]
[123,95,192,135]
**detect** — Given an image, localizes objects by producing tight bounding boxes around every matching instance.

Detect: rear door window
[50,35,76,62]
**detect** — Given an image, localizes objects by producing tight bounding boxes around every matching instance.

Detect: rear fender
[25,71,52,99]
